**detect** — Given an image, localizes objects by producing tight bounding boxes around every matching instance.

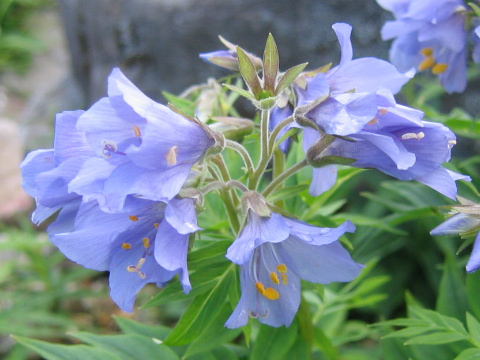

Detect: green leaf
[263,33,279,93]
[466,313,480,344]
[444,117,480,140]
[70,333,180,360]
[382,326,432,339]
[436,254,468,320]
[184,303,242,358]
[223,84,255,100]
[404,332,469,345]
[467,270,480,319]
[469,2,480,18]
[331,213,408,236]
[143,262,229,307]
[236,46,262,97]
[313,327,337,359]
[266,184,309,202]
[164,265,235,346]
[275,62,308,94]
[114,316,170,340]
[454,348,480,360]
[162,91,196,117]
[252,321,298,360]
[282,338,309,360]
[14,336,121,360]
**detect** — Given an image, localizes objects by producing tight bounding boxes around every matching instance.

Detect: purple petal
[467,233,480,273]
[309,166,338,196]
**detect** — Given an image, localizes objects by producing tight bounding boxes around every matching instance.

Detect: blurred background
[1,1,479,359]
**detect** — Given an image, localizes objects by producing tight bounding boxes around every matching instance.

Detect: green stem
[200,180,249,195]
[225,139,254,175]
[272,147,286,209]
[268,115,293,154]
[249,108,271,190]
[262,159,308,198]
[211,154,241,207]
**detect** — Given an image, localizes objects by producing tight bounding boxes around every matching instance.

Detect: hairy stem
[225,139,254,175]
[262,159,308,198]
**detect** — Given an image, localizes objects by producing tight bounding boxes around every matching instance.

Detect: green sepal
[275,62,308,95]
[469,2,480,17]
[223,83,255,100]
[237,46,262,97]
[263,33,279,94]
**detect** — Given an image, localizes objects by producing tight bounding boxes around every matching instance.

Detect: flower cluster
[22,17,471,330]
[376,0,480,93]
[21,69,214,312]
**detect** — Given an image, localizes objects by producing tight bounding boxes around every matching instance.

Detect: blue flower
[66,68,216,212]
[378,0,469,93]
[21,110,91,227]
[225,211,363,328]
[431,204,480,272]
[51,196,199,312]
[21,103,200,312]
[306,95,470,199]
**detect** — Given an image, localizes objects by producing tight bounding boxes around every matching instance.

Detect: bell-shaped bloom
[225,211,363,328]
[298,23,411,137]
[50,196,199,312]
[431,205,480,272]
[378,0,468,93]
[306,96,470,199]
[21,110,92,227]
[21,107,200,312]
[65,68,216,212]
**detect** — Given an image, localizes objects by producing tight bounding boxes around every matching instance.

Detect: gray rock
[58,0,391,105]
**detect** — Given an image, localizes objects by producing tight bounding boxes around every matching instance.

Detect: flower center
[418,48,449,75]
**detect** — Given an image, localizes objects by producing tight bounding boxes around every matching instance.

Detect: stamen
[129,215,139,222]
[448,139,457,149]
[256,282,266,295]
[136,257,146,270]
[270,272,280,284]
[401,132,424,140]
[282,274,288,285]
[143,237,151,248]
[432,63,448,75]
[420,47,434,57]
[367,117,378,126]
[259,309,269,318]
[379,108,388,116]
[166,145,178,166]
[264,287,280,300]
[277,264,288,273]
[249,310,258,318]
[418,56,435,71]
[122,242,132,250]
[153,222,160,229]
[137,270,146,279]
[101,140,118,159]
[133,125,141,137]
[127,265,137,272]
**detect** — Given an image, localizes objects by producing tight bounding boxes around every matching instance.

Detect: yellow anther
[133,125,141,137]
[379,108,388,116]
[420,47,434,57]
[249,310,258,318]
[129,215,139,222]
[138,270,146,279]
[282,274,289,285]
[448,139,457,149]
[418,56,435,71]
[122,242,132,250]
[270,272,280,284]
[127,265,137,272]
[367,117,378,126]
[166,145,178,166]
[256,282,266,295]
[153,222,160,229]
[401,132,424,140]
[432,63,448,75]
[143,237,151,248]
[137,257,146,270]
[277,264,288,273]
[264,287,280,300]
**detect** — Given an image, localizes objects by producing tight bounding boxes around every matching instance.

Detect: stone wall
[59,0,391,105]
